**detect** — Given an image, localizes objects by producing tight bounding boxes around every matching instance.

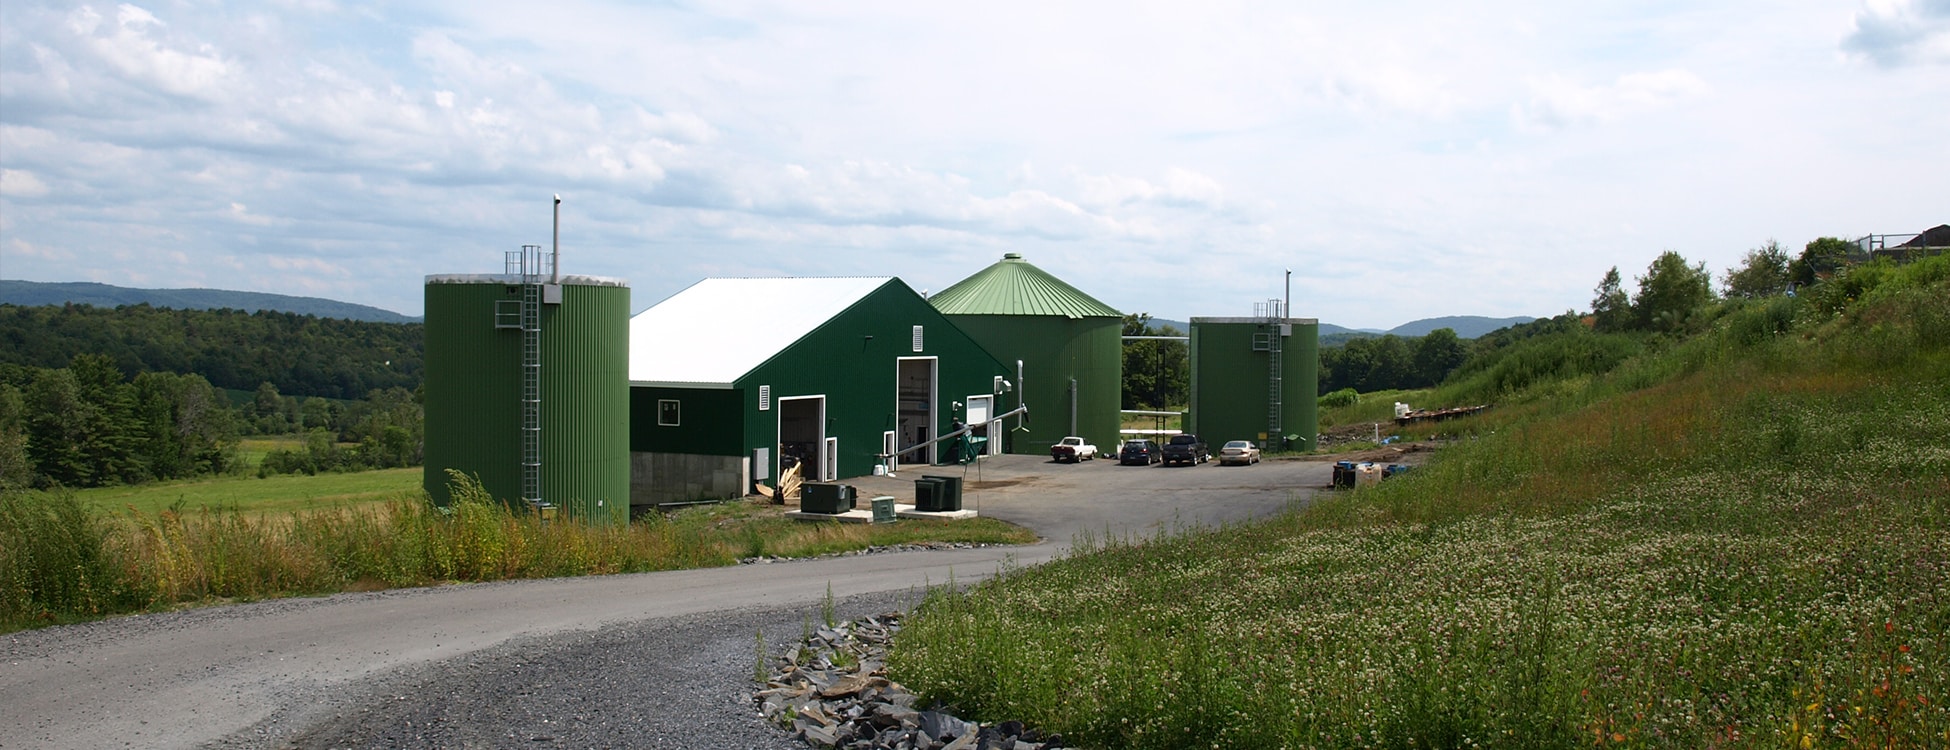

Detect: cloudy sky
[2,1,1945,329]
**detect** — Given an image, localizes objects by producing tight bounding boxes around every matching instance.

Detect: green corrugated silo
[1187,316,1320,452]
[930,253,1122,455]
[423,270,630,524]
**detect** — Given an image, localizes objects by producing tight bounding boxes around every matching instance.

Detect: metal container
[1188,317,1320,453]
[932,254,1123,456]
[801,482,856,514]
[919,474,963,511]
[423,274,631,524]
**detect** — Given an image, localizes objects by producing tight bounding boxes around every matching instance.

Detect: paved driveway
[0,455,1338,749]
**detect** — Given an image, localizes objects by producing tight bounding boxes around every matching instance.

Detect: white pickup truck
[1050,436,1098,463]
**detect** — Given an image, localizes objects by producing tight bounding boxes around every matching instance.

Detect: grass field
[887,259,1950,748]
[72,468,422,517]
[2,470,1033,632]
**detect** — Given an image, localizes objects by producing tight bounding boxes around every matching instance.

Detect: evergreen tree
[68,354,144,484]
[0,384,33,489]
[24,368,91,486]
[133,371,234,479]
[1591,266,1632,332]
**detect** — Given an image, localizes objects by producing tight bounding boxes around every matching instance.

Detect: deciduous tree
[1789,236,1855,287]
[1633,251,1715,334]
[1722,240,1791,299]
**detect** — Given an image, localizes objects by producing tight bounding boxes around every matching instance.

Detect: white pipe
[551,194,562,283]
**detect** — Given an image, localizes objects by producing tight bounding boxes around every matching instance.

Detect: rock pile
[756,613,1064,749]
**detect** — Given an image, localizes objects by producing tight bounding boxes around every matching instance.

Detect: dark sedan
[1118,439,1163,465]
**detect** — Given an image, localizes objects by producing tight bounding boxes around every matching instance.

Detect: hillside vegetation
[0,302,422,399]
[0,472,1034,632]
[888,254,1949,748]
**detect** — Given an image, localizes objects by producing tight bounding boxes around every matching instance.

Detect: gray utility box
[916,474,964,512]
[801,482,856,514]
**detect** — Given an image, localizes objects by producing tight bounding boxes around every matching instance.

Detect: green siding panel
[630,386,744,455]
[944,314,1122,455]
[424,280,630,525]
[1188,320,1320,452]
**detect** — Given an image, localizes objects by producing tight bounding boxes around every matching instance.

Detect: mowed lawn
[73,467,422,517]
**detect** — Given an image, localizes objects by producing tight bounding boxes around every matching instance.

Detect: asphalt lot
[0,453,1345,749]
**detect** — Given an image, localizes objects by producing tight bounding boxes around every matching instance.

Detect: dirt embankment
[1300,422,1441,464]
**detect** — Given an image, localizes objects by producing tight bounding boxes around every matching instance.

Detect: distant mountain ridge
[1154,315,1533,340]
[0,280,418,324]
[1385,315,1535,338]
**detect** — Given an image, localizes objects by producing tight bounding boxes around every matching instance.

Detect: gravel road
[1,455,1345,749]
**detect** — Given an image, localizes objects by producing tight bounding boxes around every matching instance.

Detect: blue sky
[2,0,1945,329]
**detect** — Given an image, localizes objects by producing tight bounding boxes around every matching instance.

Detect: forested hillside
[0,280,419,324]
[0,303,422,400]
[0,303,426,490]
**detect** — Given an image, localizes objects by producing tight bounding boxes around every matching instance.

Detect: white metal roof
[628,277,894,387]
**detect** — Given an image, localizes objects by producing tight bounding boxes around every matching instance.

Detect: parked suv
[1118,439,1162,465]
[1161,434,1209,466]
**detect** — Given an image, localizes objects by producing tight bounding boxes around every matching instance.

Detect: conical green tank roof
[930,253,1122,318]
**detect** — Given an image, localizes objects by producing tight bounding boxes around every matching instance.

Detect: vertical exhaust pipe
[552,194,562,283]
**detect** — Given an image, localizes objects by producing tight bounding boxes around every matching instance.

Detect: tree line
[0,303,423,400]
[0,355,424,491]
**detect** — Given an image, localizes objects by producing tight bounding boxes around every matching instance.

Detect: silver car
[1217,440,1260,466]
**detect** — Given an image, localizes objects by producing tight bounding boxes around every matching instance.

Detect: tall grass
[1,472,1032,632]
[888,256,1950,748]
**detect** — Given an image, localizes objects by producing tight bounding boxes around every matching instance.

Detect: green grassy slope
[889,257,1950,748]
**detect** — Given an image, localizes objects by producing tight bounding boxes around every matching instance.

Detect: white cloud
[0,169,51,198]
[1842,0,1950,66]
[1514,69,1711,130]
[1,1,1946,326]
[66,3,231,99]
[228,202,277,226]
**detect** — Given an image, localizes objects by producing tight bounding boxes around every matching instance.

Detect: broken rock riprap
[755,613,1064,750]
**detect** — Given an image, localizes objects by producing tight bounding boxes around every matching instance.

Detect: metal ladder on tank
[1257,299,1284,450]
[510,245,547,510]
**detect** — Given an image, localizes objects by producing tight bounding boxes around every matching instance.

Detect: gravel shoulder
[1,454,1358,749]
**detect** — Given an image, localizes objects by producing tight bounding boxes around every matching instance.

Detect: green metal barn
[423,265,631,524]
[627,277,1009,509]
[929,254,1122,456]
[1188,315,1321,453]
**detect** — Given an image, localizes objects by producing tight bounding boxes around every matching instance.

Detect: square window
[658,399,681,426]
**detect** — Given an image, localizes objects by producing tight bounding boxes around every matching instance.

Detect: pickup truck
[1161,434,1209,466]
[1049,436,1098,463]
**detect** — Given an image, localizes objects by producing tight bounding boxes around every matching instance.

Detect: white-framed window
[758,385,771,411]
[912,325,924,352]
[657,399,681,427]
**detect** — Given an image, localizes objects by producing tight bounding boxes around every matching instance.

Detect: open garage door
[896,357,936,467]
[777,395,825,486]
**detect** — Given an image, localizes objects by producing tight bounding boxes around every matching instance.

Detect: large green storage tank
[930,254,1123,455]
[423,273,630,524]
[1188,317,1320,452]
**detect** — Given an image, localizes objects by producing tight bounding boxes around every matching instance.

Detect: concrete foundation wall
[631,452,749,507]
